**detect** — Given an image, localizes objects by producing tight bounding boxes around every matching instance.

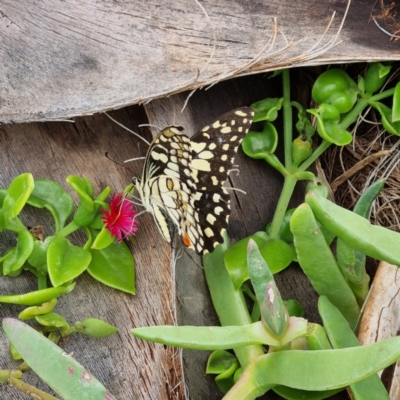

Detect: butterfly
[132,108,254,255]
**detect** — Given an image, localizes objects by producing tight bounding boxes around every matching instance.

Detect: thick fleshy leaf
[67,176,94,201]
[88,239,135,294]
[251,98,283,122]
[203,234,264,369]
[132,318,307,350]
[266,208,295,243]
[35,312,69,329]
[94,186,111,203]
[207,351,240,394]
[48,237,91,287]
[27,235,57,275]
[319,296,389,399]
[66,176,97,227]
[0,283,75,306]
[248,240,288,337]
[28,179,74,232]
[0,188,6,205]
[393,82,400,123]
[306,192,400,266]
[2,173,34,222]
[225,337,400,400]
[19,299,58,320]
[336,181,384,291]
[3,318,117,400]
[290,203,360,329]
[224,232,269,289]
[78,318,118,338]
[273,386,343,400]
[91,226,114,250]
[308,109,352,145]
[373,102,400,135]
[364,63,391,95]
[306,323,332,351]
[259,239,295,274]
[207,350,239,375]
[283,299,304,318]
[242,123,278,158]
[2,229,34,275]
[292,136,312,165]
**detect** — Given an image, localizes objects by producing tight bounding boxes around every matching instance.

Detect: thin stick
[373,17,400,39]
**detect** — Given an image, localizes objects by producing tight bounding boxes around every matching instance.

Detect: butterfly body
[133,108,254,254]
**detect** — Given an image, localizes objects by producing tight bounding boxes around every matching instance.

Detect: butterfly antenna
[104,112,151,146]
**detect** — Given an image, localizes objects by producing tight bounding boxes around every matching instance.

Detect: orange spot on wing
[182,231,192,247]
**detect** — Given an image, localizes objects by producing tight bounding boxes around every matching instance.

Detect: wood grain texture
[1,0,399,123]
[145,74,327,399]
[0,106,185,400]
[1,72,349,399]
[358,262,400,399]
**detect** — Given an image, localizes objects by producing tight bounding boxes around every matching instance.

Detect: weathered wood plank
[0,106,185,399]
[1,0,399,123]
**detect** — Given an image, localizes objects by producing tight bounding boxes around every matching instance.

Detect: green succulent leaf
[0,283,75,306]
[2,229,34,275]
[372,101,400,135]
[48,237,91,287]
[242,122,278,159]
[88,236,135,294]
[224,232,269,289]
[392,81,400,123]
[306,191,400,266]
[251,98,283,122]
[28,179,74,232]
[2,173,34,223]
[3,318,117,400]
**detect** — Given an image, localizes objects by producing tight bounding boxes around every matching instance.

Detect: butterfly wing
[141,126,193,184]
[188,107,254,253]
[138,107,254,255]
[146,175,204,253]
[190,108,254,190]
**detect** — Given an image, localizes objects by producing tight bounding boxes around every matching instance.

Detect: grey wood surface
[0,106,186,399]
[0,71,348,399]
[1,0,399,124]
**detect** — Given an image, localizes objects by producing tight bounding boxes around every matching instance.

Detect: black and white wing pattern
[133,107,254,255]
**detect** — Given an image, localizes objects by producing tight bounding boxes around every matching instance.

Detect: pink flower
[101,193,138,242]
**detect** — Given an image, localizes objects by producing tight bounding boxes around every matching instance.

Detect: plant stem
[268,175,297,239]
[38,274,47,290]
[369,87,395,102]
[264,70,297,239]
[57,221,80,237]
[0,369,22,384]
[282,69,293,170]
[8,375,58,400]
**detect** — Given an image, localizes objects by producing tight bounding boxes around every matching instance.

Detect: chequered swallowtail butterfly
[132,108,254,254]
